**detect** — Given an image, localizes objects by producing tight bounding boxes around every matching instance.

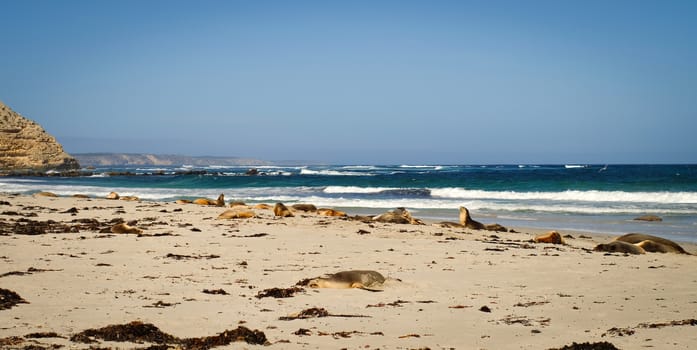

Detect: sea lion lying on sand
[594,241,646,255]
[317,208,347,217]
[373,208,423,225]
[307,270,387,292]
[274,203,294,217]
[193,194,225,207]
[292,204,317,212]
[217,208,256,219]
[534,231,564,244]
[111,223,143,234]
[106,192,120,200]
[35,191,58,197]
[614,233,690,254]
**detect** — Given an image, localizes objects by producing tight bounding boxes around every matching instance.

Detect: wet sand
[1,193,696,349]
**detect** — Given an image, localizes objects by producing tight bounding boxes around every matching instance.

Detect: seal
[217,208,256,220]
[593,241,646,255]
[459,206,484,229]
[274,202,294,217]
[317,208,347,217]
[307,270,386,291]
[292,203,317,212]
[534,231,564,244]
[459,207,507,231]
[120,195,139,201]
[254,203,272,210]
[35,191,58,197]
[106,192,120,200]
[614,233,689,254]
[635,240,686,254]
[111,223,143,234]
[373,207,422,224]
[176,199,193,204]
[193,194,225,207]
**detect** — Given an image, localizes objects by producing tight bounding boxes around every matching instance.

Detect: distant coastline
[72,153,273,167]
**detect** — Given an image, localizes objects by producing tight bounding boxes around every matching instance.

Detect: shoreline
[1,193,696,349]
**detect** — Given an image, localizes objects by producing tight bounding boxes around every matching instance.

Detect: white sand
[1,193,696,349]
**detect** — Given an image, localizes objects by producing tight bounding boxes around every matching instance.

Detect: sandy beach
[1,193,696,349]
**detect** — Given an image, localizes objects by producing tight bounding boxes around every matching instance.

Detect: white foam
[299,168,370,176]
[430,188,697,204]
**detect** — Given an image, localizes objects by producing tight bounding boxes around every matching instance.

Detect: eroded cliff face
[0,101,80,173]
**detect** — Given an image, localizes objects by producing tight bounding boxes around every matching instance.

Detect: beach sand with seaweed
[1,193,696,349]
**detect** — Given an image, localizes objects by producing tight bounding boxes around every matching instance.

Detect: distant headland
[72,153,273,167]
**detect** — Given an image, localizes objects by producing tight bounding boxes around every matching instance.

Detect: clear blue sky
[2,0,696,164]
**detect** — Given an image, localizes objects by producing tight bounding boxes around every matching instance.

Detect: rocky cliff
[0,101,80,173]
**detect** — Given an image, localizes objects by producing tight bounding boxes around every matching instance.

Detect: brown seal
[614,233,689,254]
[459,207,507,232]
[120,195,139,201]
[292,203,317,212]
[307,270,386,291]
[534,231,564,244]
[217,208,256,219]
[35,191,58,197]
[274,202,294,217]
[635,240,686,254]
[317,208,348,217]
[106,192,120,200]
[193,193,225,207]
[593,241,646,255]
[111,223,143,234]
[373,208,423,224]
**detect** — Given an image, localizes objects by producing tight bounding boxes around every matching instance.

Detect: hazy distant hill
[73,153,272,167]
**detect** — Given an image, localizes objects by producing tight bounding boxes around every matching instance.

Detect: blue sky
[2,0,696,164]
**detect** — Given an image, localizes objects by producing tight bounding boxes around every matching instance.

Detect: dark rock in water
[245,168,259,175]
[633,215,663,222]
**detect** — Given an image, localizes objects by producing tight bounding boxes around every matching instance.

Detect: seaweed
[548,342,619,350]
[70,321,178,344]
[69,321,268,348]
[0,288,29,310]
[255,286,305,299]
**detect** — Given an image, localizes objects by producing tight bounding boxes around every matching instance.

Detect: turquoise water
[2,164,696,242]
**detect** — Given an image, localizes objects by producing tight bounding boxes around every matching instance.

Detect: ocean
[2,164,696,242]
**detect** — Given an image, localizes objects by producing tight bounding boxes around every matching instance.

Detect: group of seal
[594,233,690,255]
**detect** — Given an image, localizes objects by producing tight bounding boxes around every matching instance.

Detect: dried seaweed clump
[547,341,620,350]
[255,286,305,299]
[0,288,28,310]
[70,321,178,344]
[69,321,268,348]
